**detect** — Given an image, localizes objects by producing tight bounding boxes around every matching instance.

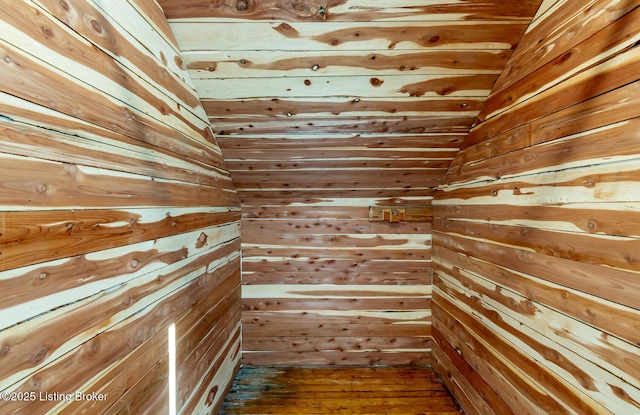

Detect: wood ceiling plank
[202,97,484,117]
[160,0,541,22]
[227,160,451,170]
[169,21,527,51]
[211,115,476,135]
[217,133,464,149]
[219,148,459,160]
[193,74,497,99]
[185,49,511,78]
[238,188,437,201]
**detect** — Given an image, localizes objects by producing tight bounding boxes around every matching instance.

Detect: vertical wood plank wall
[0,1,241,413]
[432,1,640,414]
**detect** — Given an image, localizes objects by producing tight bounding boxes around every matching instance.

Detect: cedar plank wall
[432,0,640,414]
[0,0,241,414]
[159,0,542,366]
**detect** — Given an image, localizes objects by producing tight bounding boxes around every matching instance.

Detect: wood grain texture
[240,203,433,365]
[160,0,542,371]
[219,366,461,415]
[0,1,241,414]
[432,1,640,414]
[161,0,542,22]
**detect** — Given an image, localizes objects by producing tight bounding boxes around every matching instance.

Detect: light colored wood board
[0,91,226,171]
[160,0,542,22]
[230,170,444,188]
[242,233,430,248]
[479,7,640,122]
[1,207,239,272]
[217,132,463,150]
[228,159,449,172]
[0,261,241,413]
[211,118,471,136]
[434,217,640,276]
[242,297,430,312]
[241,351,432,366]
[464,36,640,148]
[203,98,483,118]
[243,310,431,325]
[433,293,608,415]
[169,21,527,51]
[238,189,437,203]
[495,0,636,91]
[242,284,431,299]
[0,117,234,189]
[0,151,239,211]
[186,49,510,78]
[432,229,640,317]
[435,275,636,414]
[219,146,459,160]
[434,245,640,347]
[240,196,433,208]
[211,115,475,135]
[435,157,640,205]
[0,226,240,328]
[242,246,430,261]
[242,269,431,286]
[242,336,432,353]
[0,3,210,142]
[241,203,432,219]
[34,0,204,119]
[242,218,432,234]
[193,74,496,99]
[0,40,223,169]
[446,85,640,180]
[242,322,430,337]
[242,258,430,278]
[434,259,640,390]
[434,202,640,239]
[236,181,441,193]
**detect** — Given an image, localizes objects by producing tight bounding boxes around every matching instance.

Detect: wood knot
[42,26,55,39]
[235,0,249,11]
[370,77,383,87]
[90,19,103,35]
[34,347,48,363]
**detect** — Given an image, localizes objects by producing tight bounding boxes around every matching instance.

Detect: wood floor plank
[219,366,462,414]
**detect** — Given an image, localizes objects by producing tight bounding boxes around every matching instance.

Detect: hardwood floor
[219,366,463,414]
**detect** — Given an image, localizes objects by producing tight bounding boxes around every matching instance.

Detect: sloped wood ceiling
[159,1,542,202]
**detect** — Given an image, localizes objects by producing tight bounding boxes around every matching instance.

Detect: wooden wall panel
[159,0,542,366]
[0,1,240,414]
[432,1,640,413]
[241,202,433,365]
